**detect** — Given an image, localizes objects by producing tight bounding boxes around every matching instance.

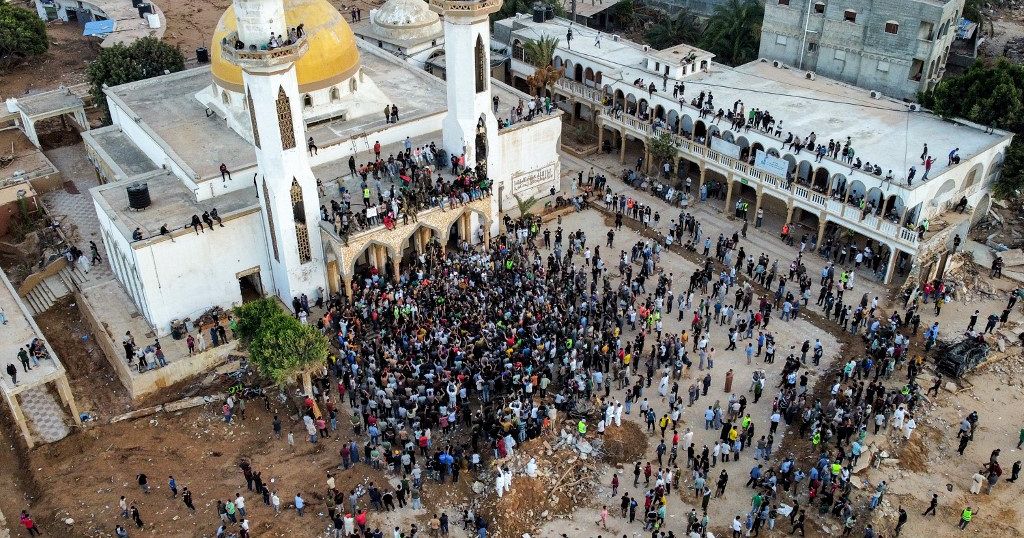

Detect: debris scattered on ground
[598,422,648,465]
[477,432,602,538]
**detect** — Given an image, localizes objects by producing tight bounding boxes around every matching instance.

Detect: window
[291,179,311,264]
[834,49,846,61]
[512,39,524,61]
[303,94,312,107]
[246,90,260,148]
[918,21,934,40]
[475,35,487,94]
[844,10,857,23]
[813,2,825,14]
[276,87,296,149]
[885,21,899,34]
[778,0,789,5]
[909,58,924,80]
[807,42,818,52]
[330,87,340,101]
[776,35,788,46]
[221,91,229,104]
[876,60,890,73]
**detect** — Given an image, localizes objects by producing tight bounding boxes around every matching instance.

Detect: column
[619,131,627,163]
[391,257,401,283]
[698,164,707,196]
[785,200,795,223]
[482,226,491,248]
[754,187,764,216]
[414,230,424,255]
[597,123,604,149]
[884,248,898,284]
[817,212,827,242]
[644,143,651,174]
[342,275,353,300]
[724,177,734,213]
[7,394,34,449]
[57,376,82,426]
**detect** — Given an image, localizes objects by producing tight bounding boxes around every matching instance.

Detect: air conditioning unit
[869,90,882,99]
[805,71,815,80]
[772,60,782,68]
[642,45,650,52]
[908,103,920,111]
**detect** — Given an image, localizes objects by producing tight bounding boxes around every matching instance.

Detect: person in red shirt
[355,509,368,531]
[20,511,40,536]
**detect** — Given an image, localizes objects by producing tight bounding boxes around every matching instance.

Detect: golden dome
[211,0,361,93]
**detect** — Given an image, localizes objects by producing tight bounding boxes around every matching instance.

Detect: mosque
[82,0,562,334]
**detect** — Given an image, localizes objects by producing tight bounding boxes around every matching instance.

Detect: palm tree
[645,9,701,50]
[523,36,565,96]
[699,0,764,66]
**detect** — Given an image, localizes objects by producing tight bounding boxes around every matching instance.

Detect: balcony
[429,0,502,15]
[600,110,919,249]
[220,32,309,70]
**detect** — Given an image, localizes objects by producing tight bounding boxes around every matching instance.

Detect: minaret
[222,0,325,303]
[433,0,502,167]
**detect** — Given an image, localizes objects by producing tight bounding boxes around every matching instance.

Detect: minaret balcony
[221,32,309,70]
[428,0,503,17]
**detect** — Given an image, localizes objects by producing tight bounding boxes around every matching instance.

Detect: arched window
[276,87,296,149]
[303,94,313,107]
[475,35,487,93]
[350,78,358,92]
[330,87,340,101]
[291,178,311,264]
[221,90,229,104]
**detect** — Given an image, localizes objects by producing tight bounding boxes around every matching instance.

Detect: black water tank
[532,2,544,23]
[196,47,210,63]
[544,5,554,20]
[127,182,151,210]
[137,3,151,17]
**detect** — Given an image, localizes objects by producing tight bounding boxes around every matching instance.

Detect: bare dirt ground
[979,5,1024,62]
[0,4,100,97]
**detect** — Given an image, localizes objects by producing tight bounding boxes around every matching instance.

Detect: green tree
[645,9,701,50]
[612,0,636,31]
[87,37,185,121]
[232,297,284,344]
[918,59,1024,198]
[649,132,679,168]
[0,1,48,63]
[699,0,763,67]
[234,298,330,389]
[523,36,564,96]
[993,138,1024,199]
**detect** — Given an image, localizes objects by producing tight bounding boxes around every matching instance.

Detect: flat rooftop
[684,61,1007,186]
[556,0,623,18]
[105,43,449,182]
[504,16,1009,187]
[82,126,160,179]
[0,127,56,184]
[14,88,84,119]
[0,269,65,397]
[91,170,259,243]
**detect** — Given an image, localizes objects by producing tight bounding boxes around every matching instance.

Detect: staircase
[18,258,90,315]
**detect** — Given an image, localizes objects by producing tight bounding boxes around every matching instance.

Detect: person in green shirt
[577,418,587,435]
[958,507,974,530]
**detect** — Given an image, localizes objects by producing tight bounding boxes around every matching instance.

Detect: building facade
[759,0,964,100]
[498,14,1011,286]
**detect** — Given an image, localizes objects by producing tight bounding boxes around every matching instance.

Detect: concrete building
[80,0,562,338]
[353,0,444,69]
[759,0,965,100]
[498,14,1012,286]
[32,0,165,47]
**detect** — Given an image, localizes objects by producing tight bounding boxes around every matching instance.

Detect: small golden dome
[211,0,361,93]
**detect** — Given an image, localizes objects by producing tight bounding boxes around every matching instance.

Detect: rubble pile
[943,256,999,301]
[600,422,649,465]
[478,431,602,538]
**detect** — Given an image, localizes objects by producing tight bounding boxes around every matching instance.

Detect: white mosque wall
[130,212,274,334]
[492,114,563,210]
